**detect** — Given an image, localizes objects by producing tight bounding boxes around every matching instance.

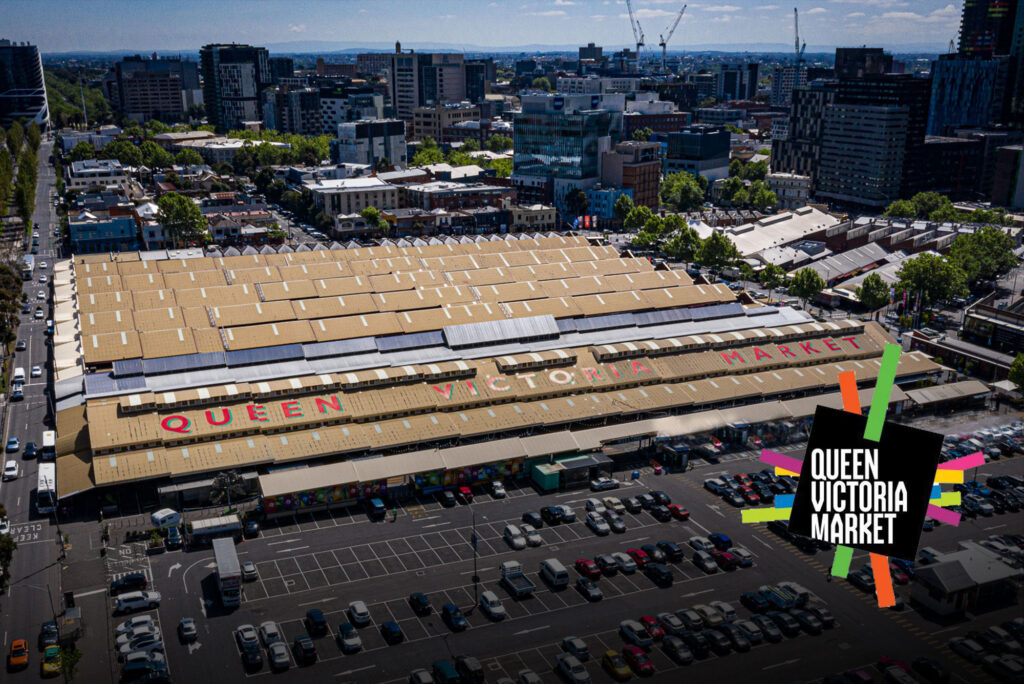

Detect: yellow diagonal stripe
[775,467,799,476]
[742,508,792,523]
[929,492,961,507]
[934,470,964,484]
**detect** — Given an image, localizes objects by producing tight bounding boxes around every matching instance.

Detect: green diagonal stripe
[863,343,901,442]
[831,544,854,578]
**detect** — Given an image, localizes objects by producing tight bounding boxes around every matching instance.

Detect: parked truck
[499,560,536,599]
[213,537,242,607]
[758,584,798,610]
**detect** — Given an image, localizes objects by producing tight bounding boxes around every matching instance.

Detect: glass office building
[512,94,621,181]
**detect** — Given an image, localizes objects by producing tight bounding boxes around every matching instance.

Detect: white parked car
[586,511,610,536]
[268,641,290,670]
[39,261,47,269]
[520,524,542,546]
[30,365,41,378]
[348,600,371,625]
[480,590,506,620]
[2,460,19,481]
[259,621,282,645]
[115,615,155,636]
[36,290,46,300]
[38,274,47,283]
[555,653,591,683]
[491,481,506,498]
[116,624,161,647]
[584,498,606,514]
[504,524,526,550]
[610,551,637,573]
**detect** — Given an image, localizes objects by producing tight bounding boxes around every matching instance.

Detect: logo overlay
[740,343,979,607]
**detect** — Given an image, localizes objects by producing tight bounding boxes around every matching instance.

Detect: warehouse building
[51,235,940,507]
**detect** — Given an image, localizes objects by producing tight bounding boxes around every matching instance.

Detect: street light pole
[471,509,479,606]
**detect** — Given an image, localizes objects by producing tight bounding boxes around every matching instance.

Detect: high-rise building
[771,80,836,179]
[927,54,1009,135]
[770,65,807,107]
[314,58,356,79]
[579,43,603,62]
[262,86,321,135]
[512,93,621,216]
[956,127,1024,197]
[714,63,759,101]
[102,54,201,123]
[991,144,1024,207]
[356,53,393,78]
[834,48,893,78]
[331,119,407,167]
[319,83,384,134]
[660,124,731,180]
[958,0,1020,56]
[389,44,466,120]
[0,39,48,128]
[412,102,479,142]
[600,141,661,208]
[465,59,495,103]
[268,57,295,84]
[200,43,272,132]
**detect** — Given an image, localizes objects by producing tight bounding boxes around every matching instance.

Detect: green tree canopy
[6,121,23,156]
[910,192,948,220]
[623,205,655,233]
[157,192,209,247]
[360,206,390,233]
[896,253,968,307]
[631,127,653,142]
[789,267,825,309]
[856,272,891,318]
[738,262,756,283]
[751,185,777,211]
[662,223,701,264]
[731,188,750,207]
[26,122,41,151]
[138,141,173,169]
[174,148,205,167]
[739,160,768,182]
[531,77,552,91]
[661,171,705,212]
[883,199,916,219]
[697,231,741,271]
[99,140,142,167]
[485,134,513,152]
[758,263,787,302]
[1010,354,1024,392]
[66,141,97,163]
[728,158,742,178]
[613,193,635,222]
[460,138,481,152]
[411,137,444,166]
[947,224,1017,282]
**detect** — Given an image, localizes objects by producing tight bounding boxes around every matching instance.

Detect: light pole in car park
[470,508,480,608]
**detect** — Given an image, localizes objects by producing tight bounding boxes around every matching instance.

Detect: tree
[375,156,391,172]
[138,141,172,169]
[26,122,41,152]
[566,188,588,219]
[751,186,777,212]
[6,120,23,156]
[739,160,768,182]
[59,645,83,681]
[883,199,916,219]
[738,262,756,284]
[485,134,513,152]
[0,505,14,593]
[210,470,247,510]
[1010,354,1024,393]
[632,230,657,249]
[725,124,745,135]
[789,267,826,310]
[411,138,444,166]
[731,188,750,207]
[662,224,701,264]
[661,171,705,212]
[65,141,96,163]
[174,148,205,167]
[909,192,948,220]
[360,206,390,234]
[99,140,142,167]
[460,138,481,153]
[758,263,786,303]
[631,127,653,142]
[643,215,665,237]
[156,192,208,248]
[728,159,743,177]
[613,194,635,222]
[698,96,717,108]
[856,272,891,319]
[531,77,552,91]
[896,252,968,309]
[623,205,655,233]
[698,231,741,271]
[947,225,1017,282]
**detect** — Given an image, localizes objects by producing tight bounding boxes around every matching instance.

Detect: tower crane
[658,4,687,72]
[794,7,806,65]
[625,0,645,70]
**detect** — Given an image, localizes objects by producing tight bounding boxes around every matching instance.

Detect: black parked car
[439,491,457,508]
[521,511,543,528]
[292,636,317,665]
[38,621,58,649]
[244,520,260,538]
[656,540,684,562]
[620,496,642,513]
[110,572,148,596]
[677,630,710,658]
[23,441,37,459]
[649,505,672,522]
[304,609,328,636]
[644,562,673,586]
[540,506,564,524]
[650,490,671,506]
[408,592,432,615]
[240,643,263,670]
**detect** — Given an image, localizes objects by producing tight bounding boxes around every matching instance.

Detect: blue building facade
[927,55,1008,136]
[69,214,139,254]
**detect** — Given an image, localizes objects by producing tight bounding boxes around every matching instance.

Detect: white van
[13,367,25,383]
[539,558,569,588]
[150,508,181,529]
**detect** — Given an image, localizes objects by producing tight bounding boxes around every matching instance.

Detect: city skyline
[9,0,962,54]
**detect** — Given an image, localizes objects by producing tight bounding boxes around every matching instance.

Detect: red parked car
[666,504,690,521]
[733,473,753,486]
[626,548,651,568]
[622,645,655,676]
[888,561,909,585]
[575,558,601,580]
[711,550,739,570]
[456,486,473,504]
[739,486,760,505]
[638,615,664,640]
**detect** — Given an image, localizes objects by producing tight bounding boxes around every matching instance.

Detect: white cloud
[621,8,675,18]
[829,0,906,5]
[439,14,456,19]
[488,2,499,6]
[806,7,826,14]
[700,4,741,11]
[358,8,368,14]
[553,0,576,5]
[845,11,865,17]
[288,23,306,32]
[528,9,567,15]
[754,4,780,9]
[709,15,733,23]
[591,14,607,21]
[881,4,958,22]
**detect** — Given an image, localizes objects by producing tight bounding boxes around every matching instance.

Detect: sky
[6,0,962,53]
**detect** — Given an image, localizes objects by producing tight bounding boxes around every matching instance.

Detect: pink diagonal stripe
[760,449,804,474]
[927,504,961,526]
[937,451,984,470]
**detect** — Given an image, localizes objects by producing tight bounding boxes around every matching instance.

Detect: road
[0,138,64,673]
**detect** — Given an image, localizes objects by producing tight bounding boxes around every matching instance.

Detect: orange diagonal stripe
[870,552,895,608]
[838,370,861,415]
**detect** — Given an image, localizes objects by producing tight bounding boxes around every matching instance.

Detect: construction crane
[658,4,687,72]
[793,7,806,65]
[626,0,645,70]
